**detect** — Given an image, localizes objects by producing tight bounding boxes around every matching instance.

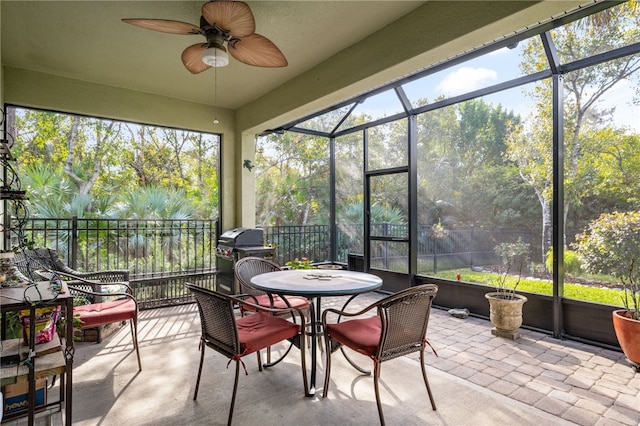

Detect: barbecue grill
[215,227,275,294]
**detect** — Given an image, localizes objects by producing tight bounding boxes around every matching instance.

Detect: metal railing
[263,224,330,265]
[22,217,216,277]
[264,224,537,271]
[21,217,217,309]
[18,218,535,307]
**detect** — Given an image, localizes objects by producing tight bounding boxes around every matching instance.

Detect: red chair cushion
[74,299,136,328]
[326,315,381,357]
[237,312,300,356]
[243,294,309,312]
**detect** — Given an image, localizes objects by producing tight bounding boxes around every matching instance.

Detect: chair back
[377,284,438,362]
[13,248,61,281]
[186,283,241,358]
[234,257,281,298]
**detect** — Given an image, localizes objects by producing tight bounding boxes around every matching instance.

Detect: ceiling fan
[122,1,287,74]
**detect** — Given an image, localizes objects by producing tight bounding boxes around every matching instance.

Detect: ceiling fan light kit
[123,1,287,74]
[202,46,229,67]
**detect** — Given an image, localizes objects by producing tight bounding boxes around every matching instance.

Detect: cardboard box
[2,378,47,417]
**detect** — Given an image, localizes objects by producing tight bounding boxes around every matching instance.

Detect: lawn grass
[433,269,625,307]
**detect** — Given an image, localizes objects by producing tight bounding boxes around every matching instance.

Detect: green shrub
[573,211,640,280]
[545,248,582,275]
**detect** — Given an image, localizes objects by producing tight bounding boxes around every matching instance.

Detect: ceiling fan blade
[122,19,202,35]
[201,1,255,38]
[182,43,212,74]
[228,34,288,67]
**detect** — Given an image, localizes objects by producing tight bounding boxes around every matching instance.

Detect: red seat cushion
[243,294,309,312]
[326,316,381,358]
[237,312,300,356]
[74,299,136,328]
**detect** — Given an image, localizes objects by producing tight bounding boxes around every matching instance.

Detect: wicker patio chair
[13,248,129,286]
[66,273,141,371]
[234,257,310,366]
[13,247,133,344]
[186,283,309,425]
[322,284,439,426]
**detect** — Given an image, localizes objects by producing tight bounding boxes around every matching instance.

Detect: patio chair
[234,256,311,366]
[66,274,142,372]
[186,283,309,425]
[13,247,129,286]
[322,284,439,425]
[13,247,131,342]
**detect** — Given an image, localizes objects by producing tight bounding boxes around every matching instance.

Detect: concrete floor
[67,301,573,426]
[10,292,638,425]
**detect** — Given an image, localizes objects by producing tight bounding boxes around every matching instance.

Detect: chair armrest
[321,303,377,326]
[39,270,132,292]
[235,293,261,306]
[230,294,306,326]
[59,267,129,282]
[67,285,135,301]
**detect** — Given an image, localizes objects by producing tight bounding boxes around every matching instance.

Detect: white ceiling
[1,1,424,111]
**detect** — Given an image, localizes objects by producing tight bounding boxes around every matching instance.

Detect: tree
[416,97,533,230]
[9,107,220,220]
[64,117,123,197]
[507,3,640,259]
[255,131,330,226]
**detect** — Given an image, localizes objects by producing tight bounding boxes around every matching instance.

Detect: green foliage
[11,107,219,220]
[545,248,583,275]
[574,211,640,279]
[285,258,316,270]
[494,238,530,270]
[255,131,330,226]
[3,311,22,339]
[338,202,406,226]
[574,211,640,318]
[509,5,640,260]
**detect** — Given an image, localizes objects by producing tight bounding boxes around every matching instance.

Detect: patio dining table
[250,269,382,396]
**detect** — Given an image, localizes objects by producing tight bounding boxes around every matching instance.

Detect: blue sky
[356,45,639,134]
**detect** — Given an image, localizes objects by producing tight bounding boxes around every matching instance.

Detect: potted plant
[485,238,529,339]
[612,263,640,372]
[574,211,640,372]
[285,258,316,270]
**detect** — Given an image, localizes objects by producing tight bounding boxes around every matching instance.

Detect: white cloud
[435,67,498,97]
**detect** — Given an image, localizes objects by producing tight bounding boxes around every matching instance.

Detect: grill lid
[217,227,264,247]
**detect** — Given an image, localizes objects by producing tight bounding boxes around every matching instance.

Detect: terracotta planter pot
[485,292,528,339]
[612,309,640,369]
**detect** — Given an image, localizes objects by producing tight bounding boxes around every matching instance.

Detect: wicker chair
[234,257,311,366]
[13,248,133,344]
[13,248,129,286]
[322,284,439,425]
[66,274,141,371]
[186,284,309,425]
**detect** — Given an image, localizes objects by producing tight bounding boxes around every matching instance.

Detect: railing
[22,217,216,277]
[19,218,536,307]
[264,224,537,271]
[21,217,217,309]
[263,224,330,265]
